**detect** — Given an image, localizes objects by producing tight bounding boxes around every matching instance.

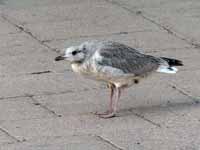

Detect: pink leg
[95,84,115,116]
[98,87,122,119]
[108,84,114,112]
[113,87,121,113]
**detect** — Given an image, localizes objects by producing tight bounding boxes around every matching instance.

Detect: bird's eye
[72,51,77,55]
[83,47,86,51]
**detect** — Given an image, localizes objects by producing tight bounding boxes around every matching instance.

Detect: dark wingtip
[161,57,183,66]
[175,60,184,66]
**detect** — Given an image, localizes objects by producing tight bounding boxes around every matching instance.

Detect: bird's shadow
[117,98,200,117]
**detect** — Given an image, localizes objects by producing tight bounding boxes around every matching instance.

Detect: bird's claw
[94,111,116,118]
[98,112,116,118]
[94,110,110,115]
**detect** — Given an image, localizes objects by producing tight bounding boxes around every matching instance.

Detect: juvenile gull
[55,41,183,118]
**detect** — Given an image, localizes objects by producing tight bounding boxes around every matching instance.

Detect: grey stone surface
[110,0,200,45]
[0,0,200,149]
[0,49,61,75]
[0,16,19,35]
[0,97,54,121]
[1,0,160,41]
[45,30,191,53]
[1,135,117,150]
[33,78,190,118]
[0,114,153,142]
[0,32,47,56]
[0,130,15,146]
[0,72,99,98]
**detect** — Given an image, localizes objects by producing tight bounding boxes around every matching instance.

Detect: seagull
[55,40,183,118]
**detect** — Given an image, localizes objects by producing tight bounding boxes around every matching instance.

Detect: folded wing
[97,42,161,76]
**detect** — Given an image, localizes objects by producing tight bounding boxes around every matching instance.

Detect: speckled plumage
[55,40,183,118]
[68,41,167,87]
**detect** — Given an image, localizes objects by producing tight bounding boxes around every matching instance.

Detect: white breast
[71,63,82,73]
[71,62,94,75]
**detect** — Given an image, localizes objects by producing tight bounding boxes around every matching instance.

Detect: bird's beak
[55,55,65,61]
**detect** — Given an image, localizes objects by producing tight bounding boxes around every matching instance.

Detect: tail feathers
[157,66,178,74]
[160,57,183,66]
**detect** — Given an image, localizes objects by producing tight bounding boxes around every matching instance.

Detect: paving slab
[0,130,16,146]
[110,0,200,44]
[0,71,101,98]
[33,89,108,117]
[112,103,200,150]
[2,0,160,41]
[0,49,64,76]
[0,97,54,122]
[1,0,107,9]
[2,0,126,24]
[32,77,190,118]
[100,125,200,150]
[169,70,200,99]
[0,114,154,142]
[1,135,117,150]
[141,0,200,44]
[0,16,19,35]
[2,106,199,150]
[0,32,48,57]
[45,30,191,53]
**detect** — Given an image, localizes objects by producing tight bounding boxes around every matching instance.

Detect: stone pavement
[0,0,200,149]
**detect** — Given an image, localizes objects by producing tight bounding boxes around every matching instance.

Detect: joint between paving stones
[128,109,161,128]
[95,135,124,150]
[0,126,24,143]
[27,95,62,117]
[139,14,200,49]
[0,86,104,101]
[169,83,200,104]
[104,0,200,49]
[0,14,58,52]
[41,29,153,43]
[0,13,153,55]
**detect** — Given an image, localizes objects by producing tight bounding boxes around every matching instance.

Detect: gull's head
[55,45,87,63]
[55,41,101,63]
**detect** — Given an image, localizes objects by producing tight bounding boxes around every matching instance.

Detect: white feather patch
[93,51,103,61]
[156,66,178,74]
